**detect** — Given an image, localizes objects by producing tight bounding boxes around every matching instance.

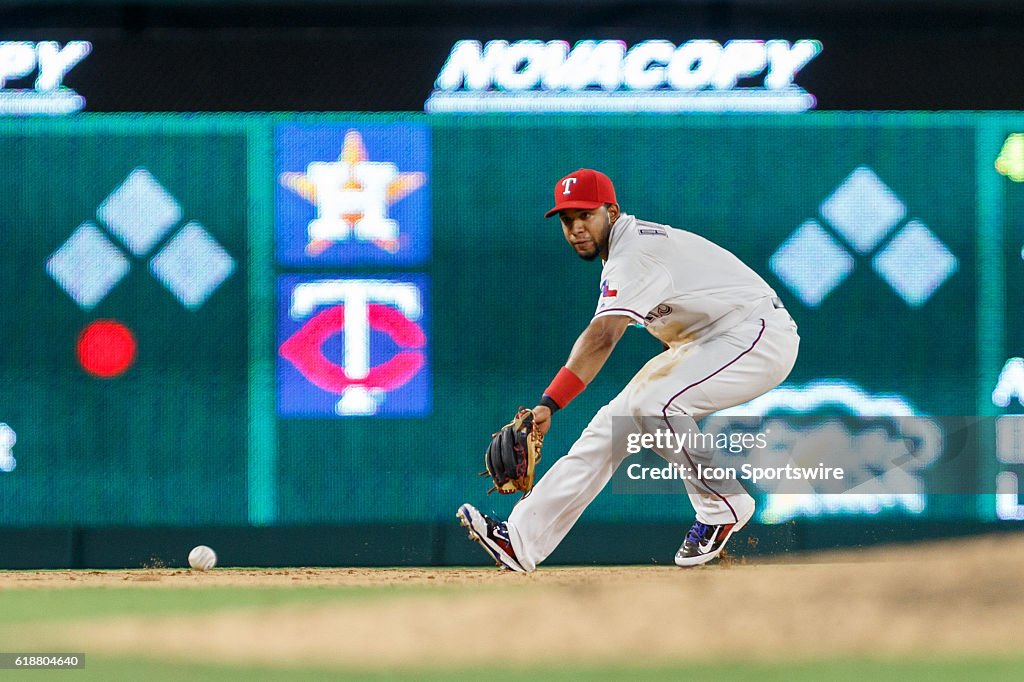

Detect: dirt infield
[4,534,1024,669]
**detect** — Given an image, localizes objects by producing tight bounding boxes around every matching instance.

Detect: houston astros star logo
[280,130,426,256]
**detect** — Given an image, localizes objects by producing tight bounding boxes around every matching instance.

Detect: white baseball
[188,545,217,570]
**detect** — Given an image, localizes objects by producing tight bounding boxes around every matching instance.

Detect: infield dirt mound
[5,534,1024,669]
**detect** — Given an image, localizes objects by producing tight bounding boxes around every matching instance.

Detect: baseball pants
[507,300,799,571]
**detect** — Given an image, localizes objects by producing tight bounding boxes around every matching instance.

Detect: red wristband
[543,367,586,409]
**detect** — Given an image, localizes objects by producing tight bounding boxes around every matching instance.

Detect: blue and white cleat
[674,502,755,567]
[456,503,526,572]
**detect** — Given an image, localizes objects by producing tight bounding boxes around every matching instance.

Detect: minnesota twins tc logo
[277,275,431,417]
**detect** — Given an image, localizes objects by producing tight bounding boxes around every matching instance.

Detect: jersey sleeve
[593,253,673,324]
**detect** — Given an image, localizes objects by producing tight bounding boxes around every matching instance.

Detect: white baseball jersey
[506,213,800,570]
[594,213,778,347]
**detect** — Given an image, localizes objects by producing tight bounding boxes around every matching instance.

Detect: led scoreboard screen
[0,112,1022,527]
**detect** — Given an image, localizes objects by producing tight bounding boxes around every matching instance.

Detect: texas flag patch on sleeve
[600,279,618,298]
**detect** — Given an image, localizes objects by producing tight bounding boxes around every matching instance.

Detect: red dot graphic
[77,320,137,378]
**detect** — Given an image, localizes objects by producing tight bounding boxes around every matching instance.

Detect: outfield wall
[2,520,1022,569]
[2,113,1023,566]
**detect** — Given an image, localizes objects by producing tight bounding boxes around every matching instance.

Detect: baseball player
[458,168,799,571]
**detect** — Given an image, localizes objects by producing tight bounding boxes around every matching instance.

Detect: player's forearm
[565,322,622,384]
[540,316,630,413]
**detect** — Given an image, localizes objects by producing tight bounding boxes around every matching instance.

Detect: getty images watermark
[610,415,1021,497]
[622,427,845,485]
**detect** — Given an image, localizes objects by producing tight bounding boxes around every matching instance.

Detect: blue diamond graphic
[820,166,906,254]
[872,220,957,307]
[150,221,235,309]
[97,167,182,256]
[46,222,130,310]
[770,220,855,307]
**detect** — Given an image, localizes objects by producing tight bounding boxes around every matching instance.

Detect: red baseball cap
[545,168,618,218]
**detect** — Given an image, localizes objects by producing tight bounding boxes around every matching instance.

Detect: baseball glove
[482,408,544,495]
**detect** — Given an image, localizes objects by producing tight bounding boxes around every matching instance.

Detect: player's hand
[531,404,552,436]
